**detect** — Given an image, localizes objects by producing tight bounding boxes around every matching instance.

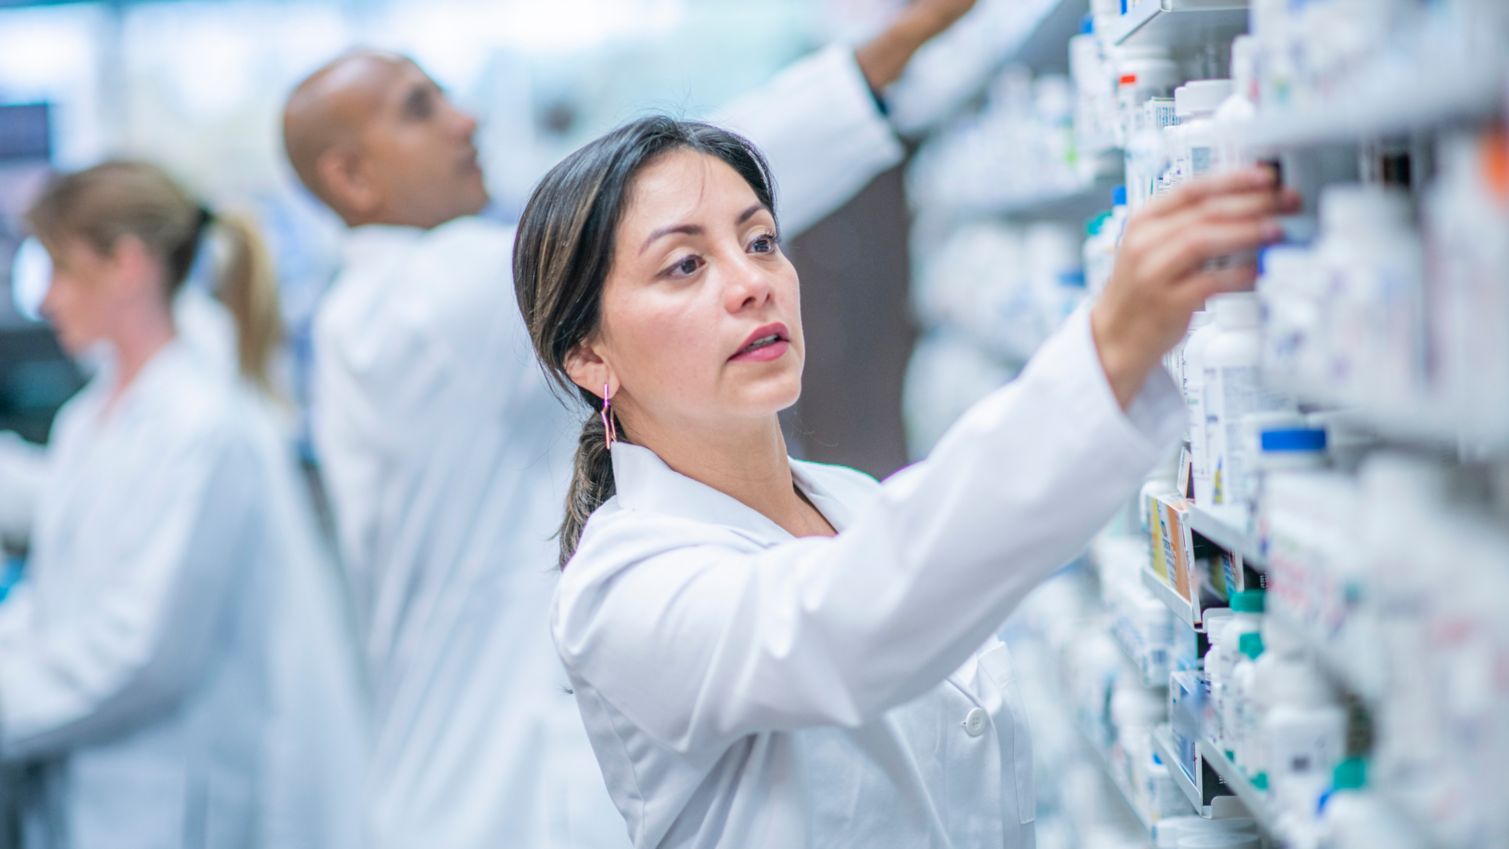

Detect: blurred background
[0,0,958,475]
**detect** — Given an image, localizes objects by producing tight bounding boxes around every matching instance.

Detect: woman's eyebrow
[735,203,764,225]
[638,204,766,256]
[640,223,701,255]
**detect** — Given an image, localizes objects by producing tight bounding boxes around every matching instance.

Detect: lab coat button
[962,708,988,737]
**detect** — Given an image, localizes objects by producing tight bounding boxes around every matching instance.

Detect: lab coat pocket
[978,642,1035,824]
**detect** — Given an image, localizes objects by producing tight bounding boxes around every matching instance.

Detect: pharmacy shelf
[1154,725,1202,813]
[1245,65,1507,150]
[1110,621,1168,690]
[1269,376,1509,453]
[1141,566,1201,631]
[1079,722,1155,832]
[997,179,1116,219]
[1198,741,1278,836]
[1007,0,1095,72]
[924,176,1118,220]
[1110,0,1249,49]
[1187,505,1266,570]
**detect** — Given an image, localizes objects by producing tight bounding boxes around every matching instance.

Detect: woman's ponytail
[213,212,284,396]
[559,409,620,569]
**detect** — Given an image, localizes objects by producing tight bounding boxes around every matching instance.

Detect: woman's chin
[736,372,803,415]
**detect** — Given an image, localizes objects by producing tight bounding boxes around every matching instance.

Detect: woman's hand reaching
[1092,166,1303,409]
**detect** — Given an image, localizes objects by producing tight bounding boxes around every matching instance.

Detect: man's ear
[318,145,382,221]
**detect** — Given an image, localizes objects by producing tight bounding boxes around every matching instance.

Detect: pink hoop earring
[601,383,618,450]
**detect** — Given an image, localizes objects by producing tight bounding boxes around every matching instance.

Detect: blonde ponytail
[213,212,283,395]
[24,160,285,397]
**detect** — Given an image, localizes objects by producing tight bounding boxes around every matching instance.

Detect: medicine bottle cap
[1086,211,1111,237]
[1332,757,1368,791]
[1230,588,1266,614]
[1238,631,1264,659]
[1260,427,1327,453]
[1175,79,1234,118]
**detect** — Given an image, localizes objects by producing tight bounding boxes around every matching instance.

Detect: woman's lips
[730,322,790,362]
[729,339,790,363]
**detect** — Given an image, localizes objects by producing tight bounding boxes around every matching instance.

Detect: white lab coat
[0,286,231,549]
[552,311,1185,848]
[174,289,368,849]
[0,290,366,849]
[312,44,909,849]
[0,341,272,849]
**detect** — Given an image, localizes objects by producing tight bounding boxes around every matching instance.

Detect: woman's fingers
[1137,165,1279,219]
[1175,262,1262,307]
[1125,183,1295,254]
[1198,186,1304,222]
[1136,217,1283,284]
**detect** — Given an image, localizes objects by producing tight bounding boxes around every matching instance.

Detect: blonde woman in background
[0,161,363,849]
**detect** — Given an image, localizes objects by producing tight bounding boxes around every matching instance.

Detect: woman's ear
[104,233,163,300]
[564,338,614,400]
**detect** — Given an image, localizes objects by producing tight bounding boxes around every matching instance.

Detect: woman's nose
[722,256,774,313]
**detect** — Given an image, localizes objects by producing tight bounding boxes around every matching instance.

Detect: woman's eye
[666,255,703,278]
[750,233,779,254]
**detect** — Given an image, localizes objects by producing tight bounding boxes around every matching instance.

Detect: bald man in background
[283,2,989,845]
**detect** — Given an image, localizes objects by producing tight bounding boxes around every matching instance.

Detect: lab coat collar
[342,224,425,267]
[609,441,857,543]
[78,338,194,428]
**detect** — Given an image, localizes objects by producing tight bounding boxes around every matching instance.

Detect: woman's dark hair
[512,115,777,568]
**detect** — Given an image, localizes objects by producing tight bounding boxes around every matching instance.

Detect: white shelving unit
[1141,565,1202,631]
[1198,741,1277,835]
[1157,731,1256,821]
[1186,505,1266,570]
[1009,0,1098,72]
[1154,725,1202,812]
[1246,66,1508,151]
[1109,620,1169,690]
[1111,0,1250,49]
[1077,721,1156,831]
[920,179,1114,219]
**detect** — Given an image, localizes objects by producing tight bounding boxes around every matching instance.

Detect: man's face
[355,59,488,228]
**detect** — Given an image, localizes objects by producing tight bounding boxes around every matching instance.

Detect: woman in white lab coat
[1,161,362,849]
[510,117,1299,848]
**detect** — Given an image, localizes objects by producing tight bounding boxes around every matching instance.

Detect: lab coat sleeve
[0,431,262,759]
[0,431,47,548]
[713,45,905,238]
[555,308,1184,754]
[880,0,1057,136]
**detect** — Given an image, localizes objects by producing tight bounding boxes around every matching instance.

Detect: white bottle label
[1208,364,1289,508]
